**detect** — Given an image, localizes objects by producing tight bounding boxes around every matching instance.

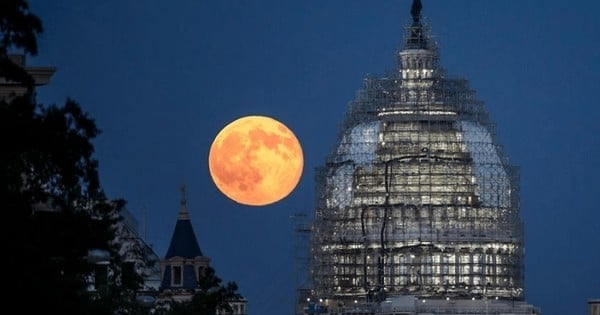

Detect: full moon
[208,115,304,206]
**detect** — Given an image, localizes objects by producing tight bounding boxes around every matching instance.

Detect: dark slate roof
[164,215,203,259]
[164,185,204,259]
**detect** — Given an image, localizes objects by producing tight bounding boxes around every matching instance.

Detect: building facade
[305,1,538,314]
[159,186,211,302]
[0,54,55,102]
[590,299,600,315]
[158,185,247,314]
[114,206,162,298]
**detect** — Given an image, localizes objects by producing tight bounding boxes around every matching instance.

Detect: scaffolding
[305,5,525,312]
[293,212,313,315]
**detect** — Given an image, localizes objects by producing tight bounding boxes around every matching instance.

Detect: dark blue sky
[29,1,599,314]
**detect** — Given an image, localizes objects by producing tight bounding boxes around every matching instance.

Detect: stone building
[302,1,540,314]
[158,186,247,314]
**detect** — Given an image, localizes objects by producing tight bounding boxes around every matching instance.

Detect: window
[172,265,182,286]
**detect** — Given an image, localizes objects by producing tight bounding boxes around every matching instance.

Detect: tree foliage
[0,0,42,56]
[157,267,242,315]
[2,96,119,313]
[0,94,147,314]
[1,1,148,314]
[0,0,42,87]
[2,2,240,314]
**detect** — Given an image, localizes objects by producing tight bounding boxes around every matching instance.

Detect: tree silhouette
[1,1,150,314]
[2,2,240,313]
[1,0,42,86]
[157,267,242,315]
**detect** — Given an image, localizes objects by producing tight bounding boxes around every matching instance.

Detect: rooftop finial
[178,184,189,219]
[406,0,427,49]
[411,0,422,23]
[180,184,187,207]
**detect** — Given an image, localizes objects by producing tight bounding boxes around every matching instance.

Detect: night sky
[28,1,599,314]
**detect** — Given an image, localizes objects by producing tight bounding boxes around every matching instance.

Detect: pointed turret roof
[164,185,203,259]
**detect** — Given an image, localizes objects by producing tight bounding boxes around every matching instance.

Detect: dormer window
[172,265,182,286]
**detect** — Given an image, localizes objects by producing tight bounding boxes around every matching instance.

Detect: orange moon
[208,115,304,206]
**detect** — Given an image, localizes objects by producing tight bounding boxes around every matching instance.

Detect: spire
[178,183,189,220]
[406,0,428,49]
[165,185,204,259]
